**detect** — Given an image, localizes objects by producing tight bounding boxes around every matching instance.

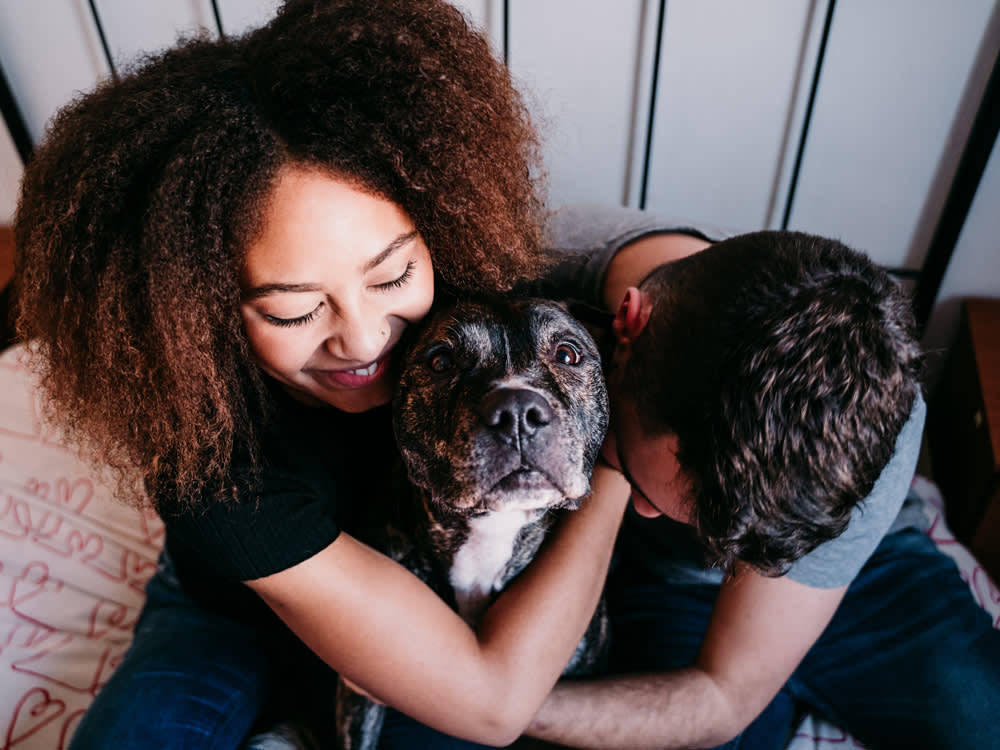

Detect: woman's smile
[309,350,394,389]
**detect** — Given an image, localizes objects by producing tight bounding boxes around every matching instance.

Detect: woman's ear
[611,286,651,344]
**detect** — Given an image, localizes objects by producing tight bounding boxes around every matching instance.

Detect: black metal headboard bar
[780,0,836,231]
[912,48,1000,332]
[638,0,666,210]
[86,0,118,81]
[0,60,32,165]
[210,0,226,38]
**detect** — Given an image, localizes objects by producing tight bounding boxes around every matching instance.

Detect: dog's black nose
[480,388,553,444]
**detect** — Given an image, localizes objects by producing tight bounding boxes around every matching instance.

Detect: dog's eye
[426,344,455,373]
[554,341,582,366]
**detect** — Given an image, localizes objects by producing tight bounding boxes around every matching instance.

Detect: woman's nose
[325,309,388,364]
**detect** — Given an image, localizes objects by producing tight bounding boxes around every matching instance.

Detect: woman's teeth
[348,362,378,376]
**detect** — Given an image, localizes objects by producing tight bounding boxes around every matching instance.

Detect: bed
[1,342,997,749]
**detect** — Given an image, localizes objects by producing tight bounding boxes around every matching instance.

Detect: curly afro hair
[14,0,548,508]
[626,231,923,575]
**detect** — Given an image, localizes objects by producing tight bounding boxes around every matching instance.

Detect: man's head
[606,230,923,576]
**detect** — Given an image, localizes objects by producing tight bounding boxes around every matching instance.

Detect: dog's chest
[447,510,537,625]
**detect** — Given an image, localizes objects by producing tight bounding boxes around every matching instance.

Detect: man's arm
[527,565,847,749]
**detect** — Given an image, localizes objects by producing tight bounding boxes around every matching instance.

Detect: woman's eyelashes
[264,304,323,328]
[262,260,418,328]
[373,258,416,292]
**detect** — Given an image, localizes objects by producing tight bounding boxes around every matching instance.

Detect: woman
[13,1,630,747]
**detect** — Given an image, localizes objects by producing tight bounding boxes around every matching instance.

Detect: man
[527,205,1000,749]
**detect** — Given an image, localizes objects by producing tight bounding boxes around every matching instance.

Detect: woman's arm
[246,462,630,746]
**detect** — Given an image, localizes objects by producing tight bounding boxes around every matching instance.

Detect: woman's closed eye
[264,303,323,328]
[372,259,416,292]
[260,258,417,327]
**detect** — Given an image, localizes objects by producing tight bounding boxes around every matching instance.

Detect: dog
[337,296,611,750]
[245,297,610,750]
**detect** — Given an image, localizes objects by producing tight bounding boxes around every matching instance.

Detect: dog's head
[393,298,609,516]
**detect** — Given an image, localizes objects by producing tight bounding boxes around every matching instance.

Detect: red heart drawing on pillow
[54,478,94,516]
[88,599,133,639]
[65,530,104,563]
[3,687,66,747]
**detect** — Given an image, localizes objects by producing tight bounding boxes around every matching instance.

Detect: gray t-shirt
[544,203,926,589]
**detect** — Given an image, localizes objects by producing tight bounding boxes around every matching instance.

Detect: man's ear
[611,286,651,343]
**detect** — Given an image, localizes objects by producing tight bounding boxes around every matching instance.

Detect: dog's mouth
[493,468,558,494]
[467,467,579,513]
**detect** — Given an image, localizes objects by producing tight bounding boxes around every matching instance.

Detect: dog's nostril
[480,388,553,440]
[493,411,515,433]
[524,404,549,431]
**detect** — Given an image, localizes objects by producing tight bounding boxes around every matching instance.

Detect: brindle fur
[336,298,610,750]
[255,299,610,750]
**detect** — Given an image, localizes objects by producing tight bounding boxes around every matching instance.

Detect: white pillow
[0,345,164,749]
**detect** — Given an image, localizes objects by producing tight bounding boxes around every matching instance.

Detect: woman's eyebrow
[363,230,419,272]
[242,281,321,301]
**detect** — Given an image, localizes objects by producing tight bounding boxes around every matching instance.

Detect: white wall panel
[216,0,493,42]
[0,0,998,367]
[216,1,495,44]
[0,0,109,143]
[643,0,821,233]
[215,0,282,37]
[787,0,995,269]
[216,2,496,46]
[508,0,657,207]
[447,0,504,56]
[93,0,215,71]
[448,0,490,37]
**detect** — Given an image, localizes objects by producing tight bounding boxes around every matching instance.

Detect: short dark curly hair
[14,0,548,508]
[625,231,923,575]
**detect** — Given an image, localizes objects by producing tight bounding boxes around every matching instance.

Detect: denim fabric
[378,708,496,750]
[68,552,496,749]
[608,528,1000,749]
[68,552,337,750]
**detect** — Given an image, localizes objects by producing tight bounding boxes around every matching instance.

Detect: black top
[159,381,397,622]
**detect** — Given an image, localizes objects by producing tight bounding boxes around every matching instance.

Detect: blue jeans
[68,551,490,749]
[608,528,1000,749]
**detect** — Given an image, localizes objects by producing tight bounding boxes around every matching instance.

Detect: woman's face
[240,166,435,412]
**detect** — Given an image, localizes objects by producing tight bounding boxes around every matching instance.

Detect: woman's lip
[311,355,391,389]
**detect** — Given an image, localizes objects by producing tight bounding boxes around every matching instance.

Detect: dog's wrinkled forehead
[406,298,598,370]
